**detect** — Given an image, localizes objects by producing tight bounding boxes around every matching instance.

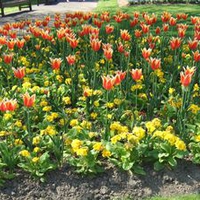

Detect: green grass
[147,194,200,200]
[95,0,200,16]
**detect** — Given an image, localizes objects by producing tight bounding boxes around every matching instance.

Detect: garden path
[0,0,98,26]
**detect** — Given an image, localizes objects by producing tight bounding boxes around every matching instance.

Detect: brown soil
[0,159,200,199]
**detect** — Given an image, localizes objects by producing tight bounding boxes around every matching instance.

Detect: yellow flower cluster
[110,121,129,134]
[40,125,57,136]
[153,126,186,151]
[145,118,162,134]
[71,139,88,156]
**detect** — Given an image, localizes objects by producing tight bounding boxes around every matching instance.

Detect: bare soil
[0,159,200,200]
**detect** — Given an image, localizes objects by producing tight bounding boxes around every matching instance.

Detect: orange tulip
[102,75,115,90]
[142,48,152,60]
[3,53,13,64]
[191,16,198,25]
[5,99,17,111]
[155,27,161,35]
[134,29,142,38]
[117,42,124,53]
[180,66,195,87]
[16,39,25,49]
[90,38,101,52]
[130,18,138,27]
[193,50,200,62]
[0,100,7,112]
[180,72,192,87]
[130,69,142,81]
[170,37,181,50]
[149,58,161,70]
[7,39,15,50]
[105,24,114,34]
[22,92,36,108]
[9,31,17,39]
[113,15,122,23]
[68,38,79,49]
[162,24,169,32]
[178,28,186,38]
[103,48,113,60]
[114,71,126,85]
[169,17,177,26]
[49,58,62,70]
[0,36,7,45]
[120,30,131,41]
[133,11,140,18]
[12,67,26,79]
[161,11,171,23]
[140,24,150,34]
[188,39,198,50]
[66,55,76,65]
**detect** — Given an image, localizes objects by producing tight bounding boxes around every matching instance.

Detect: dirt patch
[0,159,200,199]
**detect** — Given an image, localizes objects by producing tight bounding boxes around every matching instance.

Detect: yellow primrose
[93,142,103,151]
[70,119,79,127]
[19,150,30,157]
[102,149,111,158]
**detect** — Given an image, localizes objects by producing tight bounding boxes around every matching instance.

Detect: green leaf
[160,143,170,152]
[154,161,164,171]
[122,161,134,171]
[168,157,177,167]
[133,165,146,175]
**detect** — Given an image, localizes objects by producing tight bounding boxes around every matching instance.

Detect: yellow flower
[0,131,9,137]
[152,118,161,128]
[32,136,41,145]
[63,96,71,105]
[169,88,175,95]
[14,139,23,145]
[90,112,97,120]
[22,82,31,89]
[71,139,82,150]
[93,142,103,151]
[132,126,145,140]
[175,139,186,151]
[114,98,122,105]
[100,59,105,64]
[44,81,49,86]
[19,150,30,157]
[131,84,143,91]
[195,135,200,142]
[106,102,114,109]
[76,147,88,156]
[59,119,65,126]
[3,113,12,120]
[42,106,52,112]
[102,149,111,158]
[33,147,41,153]
[138,93,147,100]
[56,75,63,83]
[32,157,39,163]
[70,119,79,127]
[15,120,22,128]
[188,104,200,114]
[145,122,156,134]
[164,133,176,146]
[110,121,121,132]
[107,114,112,119]
[40,100,48,107]
[40,125,57,136]
[80,120,92,129]
[65,78,72,85]
[89,132,98,138]
[193,84,199,92]
[94,100,99,107]
[153,130,164,139]
[111,135,121,144]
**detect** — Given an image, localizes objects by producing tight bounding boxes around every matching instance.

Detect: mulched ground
[0,159,200,199]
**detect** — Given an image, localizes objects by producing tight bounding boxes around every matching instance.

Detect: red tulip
[90,38,101,52]
[12,67,26,79]
[114,71,126,85]
[149,58,161,70]
[50,58,62,70]
[130,69,142,81]
[105,24,114,34]
[193,50,200,62]
[170,37,181,50]
[22,92,36,108]
[188,39,198,50]
[120,29,131,41]
[103,48,113,60]
[3,53,13,64]
[142,48,152,60]
[102,75,115,90]
[66,55,76,65]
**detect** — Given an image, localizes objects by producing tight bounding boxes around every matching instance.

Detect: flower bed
[0,11,199,183]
